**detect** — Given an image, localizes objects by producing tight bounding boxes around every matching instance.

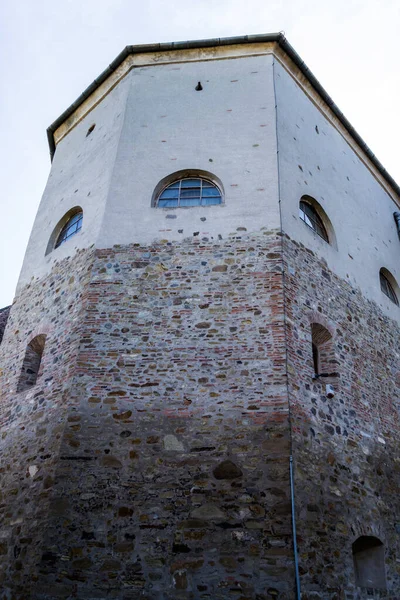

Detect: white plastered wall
[16,77,130,291]
[274,59,400,321]
[100,53,279,245]
[17,49,280,293]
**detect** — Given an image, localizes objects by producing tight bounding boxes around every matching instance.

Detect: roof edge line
[46,33,400,199]
[46,34,283,158]
[275,36,400,198]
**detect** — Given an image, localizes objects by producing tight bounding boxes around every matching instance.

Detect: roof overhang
[46,32,400,201]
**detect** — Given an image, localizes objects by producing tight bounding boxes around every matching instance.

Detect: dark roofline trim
[46,32,400,199]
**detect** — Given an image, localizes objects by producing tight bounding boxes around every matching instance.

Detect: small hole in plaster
[86,124,96,137]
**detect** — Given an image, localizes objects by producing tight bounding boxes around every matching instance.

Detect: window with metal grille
[380,270,399,305]
[299,200,329,242]
[55,211,83,248]
[156,178,222,208]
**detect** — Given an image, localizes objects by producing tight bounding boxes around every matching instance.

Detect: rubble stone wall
[2,231,399,600]
[283,235,400,600]
[0,248,95,599]
[0,305,10,344]
[28,230,294,600]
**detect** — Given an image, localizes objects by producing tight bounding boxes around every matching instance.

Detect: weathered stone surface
[213,459,243,480]
[0,235,293,599]
[163,434,184,451]
[284,234,400,600]
[191,504,226,520]
[0,305,10,345]
[1,225,398,600]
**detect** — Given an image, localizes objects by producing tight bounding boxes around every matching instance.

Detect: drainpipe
[290,456,302,600]
[394,212,400,239]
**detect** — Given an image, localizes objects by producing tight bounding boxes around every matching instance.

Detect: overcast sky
[1,0,399,307]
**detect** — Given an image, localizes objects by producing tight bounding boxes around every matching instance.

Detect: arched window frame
[152,170,224,209]
[379,268,399,306]
[17,334,46,393]
[45,207,83,255]
[298,195,336,248]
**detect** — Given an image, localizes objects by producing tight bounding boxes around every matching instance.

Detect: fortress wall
[100,53,279,247]
[0,248,95,598]
[0,306,11,344]
[16,77,129,291]
[30,232,295,600]
[283,235,400,600]
[274,58,400,318]
[2,37,400,600]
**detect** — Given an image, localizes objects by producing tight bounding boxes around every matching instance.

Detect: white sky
[1,0,399,307]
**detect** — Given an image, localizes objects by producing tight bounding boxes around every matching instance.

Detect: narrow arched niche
[311,323,336,377]
[352,536,386,590]
[17,334,46,392]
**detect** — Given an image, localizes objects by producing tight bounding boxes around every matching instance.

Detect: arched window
[352,536,386,590]
[46,207,83,255]
[17,334,46,392]
[379,268,399,306]
[311,323,336,378]
[55,211,83,248]
[155,177,222,208]
[299,197,330,243]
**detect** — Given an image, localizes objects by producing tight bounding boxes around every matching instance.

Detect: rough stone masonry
[0,34,400,600]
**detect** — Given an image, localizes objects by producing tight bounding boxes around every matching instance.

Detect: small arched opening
[152,169,224,208]
[311,323,336,378]
[17,334,46,392]
[352,536,386,590]
[299,195,337,248]
[379,268,399,306]
[45,207,83,255]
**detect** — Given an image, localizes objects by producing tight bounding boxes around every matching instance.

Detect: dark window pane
[181,179,201,187]
[160,189,180,199]
[55,212,83,248]
[158,198,178,207]
[202,196,221,205]
[380,272,399,305]
[299,201,328,242]
[181,188,201,198]
[156,178,222,208]
[312,343,319,375]
[202,187,220,197]
[180,198,201,206]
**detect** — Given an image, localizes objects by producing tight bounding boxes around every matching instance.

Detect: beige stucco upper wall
[275,58,400,320]
[52,41,400,207]
[98,53,279,247]
[53,42,276,144]
[16,76,130,291]
[17,49,280,291]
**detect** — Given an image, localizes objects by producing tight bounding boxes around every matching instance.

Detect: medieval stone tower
[1,33,399,600]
